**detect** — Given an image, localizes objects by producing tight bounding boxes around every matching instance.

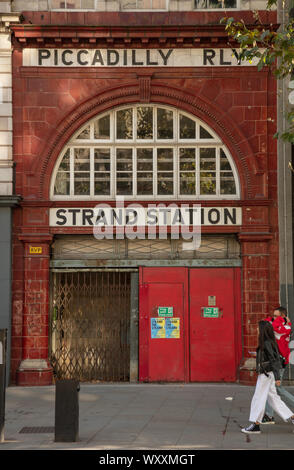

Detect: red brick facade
[10,10,279,385]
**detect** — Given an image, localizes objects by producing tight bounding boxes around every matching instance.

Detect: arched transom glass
[51,105,240,200]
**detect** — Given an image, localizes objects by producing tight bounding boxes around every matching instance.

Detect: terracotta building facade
[8,2,280,386]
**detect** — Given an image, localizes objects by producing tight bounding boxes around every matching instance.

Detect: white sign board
[49,206,242,227]
[23,48,259,68]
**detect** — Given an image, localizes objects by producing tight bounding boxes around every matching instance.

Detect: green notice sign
[203,307,219,318]
[158,307,174,317]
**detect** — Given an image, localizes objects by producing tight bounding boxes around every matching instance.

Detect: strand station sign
[23,48,259,68]
[49,206,242,227]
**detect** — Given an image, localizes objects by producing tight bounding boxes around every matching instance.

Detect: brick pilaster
[238,233,279,385]
[16,234,53,386]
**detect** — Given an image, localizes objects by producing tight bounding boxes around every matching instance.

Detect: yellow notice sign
[29,246,42,254]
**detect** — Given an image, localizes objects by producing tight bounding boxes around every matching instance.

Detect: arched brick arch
[32,81,258,200]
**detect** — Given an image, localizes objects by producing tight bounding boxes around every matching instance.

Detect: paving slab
[1,383,294,450]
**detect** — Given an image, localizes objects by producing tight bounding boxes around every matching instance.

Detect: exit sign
[158,307,173,317]
[202,307,220,318]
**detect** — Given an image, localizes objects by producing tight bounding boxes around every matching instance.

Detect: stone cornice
[0,195,21,207]
[0,12,20,31]
[238,232,274,242]
[12,24,239,48]
[11,10,278,48]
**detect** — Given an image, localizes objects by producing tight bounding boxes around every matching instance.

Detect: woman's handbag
[256,348,274,376]
[261,361,271,374]
[256,343,283,376]
[257,360,271,376]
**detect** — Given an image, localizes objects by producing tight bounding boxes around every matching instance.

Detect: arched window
[51,104,240,200]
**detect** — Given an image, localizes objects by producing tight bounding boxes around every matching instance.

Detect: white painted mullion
[175,109,178,143]
[90,147,94,197]
[175,112,179,198]
[70,147,74,196]
[174,146,178,198]
[110,111,114,143]
[112,146,116,198]
[133,106,137,142]
[216,146,220,197]
[154,147,157,197]
[172,108,176,143]
[111,110,116,198]
[196,147,200,198]
[114,109,118,142]
[193,147,197,197]
[133,147,136,197]
[109,147,113,197]
[177,146,181,198]
[154,107,158,142]
[152,105,155,142]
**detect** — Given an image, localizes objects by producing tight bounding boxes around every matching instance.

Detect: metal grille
[52,235,240,260]
[127,238,172,259]
[19,427,54,434]
[50,271,131,382]
[52,237,124,259]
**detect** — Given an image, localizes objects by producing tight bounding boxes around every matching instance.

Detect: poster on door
[151,318,166,339]
[151,318,180,339]
[165,318,180,338]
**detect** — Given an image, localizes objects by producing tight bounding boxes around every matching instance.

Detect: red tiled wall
[10,13,279,384]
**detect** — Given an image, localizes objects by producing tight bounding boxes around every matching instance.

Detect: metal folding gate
[50,270,131,382]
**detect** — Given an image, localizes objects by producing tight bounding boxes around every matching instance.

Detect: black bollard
[54,379,80,442]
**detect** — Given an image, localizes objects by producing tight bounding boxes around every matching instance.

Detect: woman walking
[242,320,294,434]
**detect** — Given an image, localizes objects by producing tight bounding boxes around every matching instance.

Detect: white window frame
[193,0,240,10]
[119,0,169,11]
[93,146,112,197]
[115,146,135,197]
[49,0,169,11]
[50,104,240,201]
[49,0,95,10]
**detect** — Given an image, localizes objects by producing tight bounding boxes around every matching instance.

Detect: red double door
[139,267,242,383]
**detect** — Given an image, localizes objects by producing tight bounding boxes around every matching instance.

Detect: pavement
[1,382,294,451]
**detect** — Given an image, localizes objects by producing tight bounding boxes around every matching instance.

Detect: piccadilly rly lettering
[36,48,242,67]
[38,49,173,66]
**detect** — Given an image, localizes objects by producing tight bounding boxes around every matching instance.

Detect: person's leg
[264,399,274,418]
[267,374,294,421]
[249,373,272,424]
[275,368,294,409]
[264,369,285,417]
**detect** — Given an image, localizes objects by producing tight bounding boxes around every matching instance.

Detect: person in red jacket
[262,306,293,424]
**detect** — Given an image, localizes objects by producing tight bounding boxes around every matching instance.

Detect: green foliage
[221,0,294,142]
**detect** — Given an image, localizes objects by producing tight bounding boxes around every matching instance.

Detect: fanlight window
[51,105,240,200]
